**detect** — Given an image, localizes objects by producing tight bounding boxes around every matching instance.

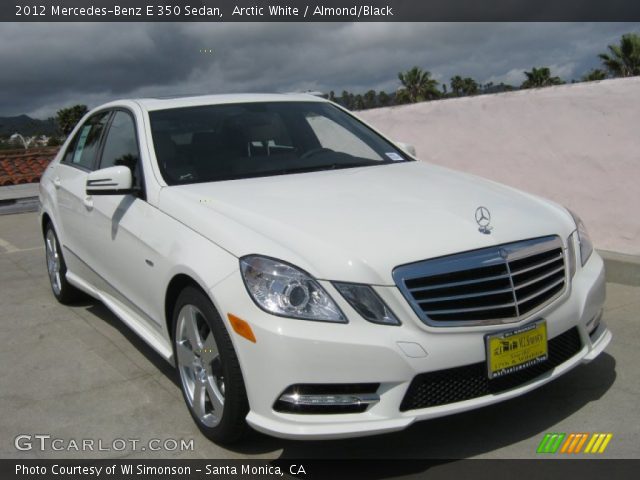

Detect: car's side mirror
[86,166,134,195]
[396,142,417,157]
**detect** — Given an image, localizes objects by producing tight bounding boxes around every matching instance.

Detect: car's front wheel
[172,286,249,443]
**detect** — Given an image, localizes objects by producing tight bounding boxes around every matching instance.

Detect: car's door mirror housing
[396,141,417,157]
[86,166,134,195]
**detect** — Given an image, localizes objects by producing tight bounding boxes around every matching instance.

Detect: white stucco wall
[358,77,640,255]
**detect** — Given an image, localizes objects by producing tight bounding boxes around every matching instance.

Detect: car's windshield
[149,101,411,184]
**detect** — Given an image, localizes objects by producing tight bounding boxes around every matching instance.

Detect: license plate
[486,320,548,379]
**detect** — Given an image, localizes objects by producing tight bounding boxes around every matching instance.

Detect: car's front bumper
[209,252,610,440]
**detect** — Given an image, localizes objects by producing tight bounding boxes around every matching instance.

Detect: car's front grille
[393,236,567,326]
[399,327,582,411]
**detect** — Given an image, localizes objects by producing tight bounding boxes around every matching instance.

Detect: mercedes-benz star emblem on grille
[475,206,493,234]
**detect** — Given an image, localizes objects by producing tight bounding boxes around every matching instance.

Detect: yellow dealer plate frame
[486,320,548,379]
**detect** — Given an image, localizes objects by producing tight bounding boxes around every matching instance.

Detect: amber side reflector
[227,314,256,343]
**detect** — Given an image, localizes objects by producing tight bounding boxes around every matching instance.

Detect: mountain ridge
[0,115,57,137]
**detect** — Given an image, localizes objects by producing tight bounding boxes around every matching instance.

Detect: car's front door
[53,111,111,272]
[85,109,165,332]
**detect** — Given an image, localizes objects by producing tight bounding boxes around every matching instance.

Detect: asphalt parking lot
[1,212,638,460]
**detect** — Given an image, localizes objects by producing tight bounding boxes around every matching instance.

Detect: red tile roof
[0,148,59,186]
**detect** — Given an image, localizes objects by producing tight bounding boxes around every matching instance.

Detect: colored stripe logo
[584,433,613,454]
[537,433,612,454]
[537,433,565,453]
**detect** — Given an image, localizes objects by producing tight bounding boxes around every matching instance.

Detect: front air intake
[400,326,582,411]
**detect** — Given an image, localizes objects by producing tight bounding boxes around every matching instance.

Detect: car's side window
[99,110,143,190]
[62,111,110,170]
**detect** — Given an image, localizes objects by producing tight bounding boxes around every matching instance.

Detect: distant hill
[0,115,57,137]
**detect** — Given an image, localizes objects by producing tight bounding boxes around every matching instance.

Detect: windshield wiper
[198,162,379,183]
[278,162,374,175]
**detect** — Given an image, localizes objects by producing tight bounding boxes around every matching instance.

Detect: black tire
[44,223,83,304]
[172,286,249,444]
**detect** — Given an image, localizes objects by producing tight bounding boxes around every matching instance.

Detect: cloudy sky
[1,22,638,118]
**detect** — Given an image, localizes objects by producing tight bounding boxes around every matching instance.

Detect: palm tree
[353,94,365,110]
[395,88,410,105]
[462,77,479,95]
[340,90,352,109]
[378,91,390,106]
[483,81,495,92]
[397,66,440,103]
[56,104,88,136]
[521,67,564,89]
[599,33,640,77]
[451,76,479,96]
[363,90,377,109]
[347,93,355,109]
[450,75,464,96]
[582,69,607,82]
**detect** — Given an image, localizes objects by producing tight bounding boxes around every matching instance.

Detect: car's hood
[158,161,574,285]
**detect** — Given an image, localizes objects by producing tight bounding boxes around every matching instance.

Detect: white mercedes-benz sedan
[39,93,611,443]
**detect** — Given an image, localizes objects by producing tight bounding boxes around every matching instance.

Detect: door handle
[83,195,93,210]
[53,177,61,189]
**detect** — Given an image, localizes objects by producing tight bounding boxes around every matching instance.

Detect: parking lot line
[0,237,42,254]
[0,237,20,253]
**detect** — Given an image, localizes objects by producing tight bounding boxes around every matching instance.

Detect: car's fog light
[274,383,380,414]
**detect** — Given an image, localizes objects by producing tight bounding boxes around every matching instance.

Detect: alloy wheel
[45,229,62,296]
[175,304,225,428]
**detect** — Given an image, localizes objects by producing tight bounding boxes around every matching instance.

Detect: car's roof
[129,93,328,112]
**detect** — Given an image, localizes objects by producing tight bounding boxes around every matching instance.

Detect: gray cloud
[0,22,638,117]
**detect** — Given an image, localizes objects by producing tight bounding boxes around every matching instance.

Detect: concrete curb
[600,250,640,287]
[0,184,40,215]
[0,183,40,201]
[0,196,39,215]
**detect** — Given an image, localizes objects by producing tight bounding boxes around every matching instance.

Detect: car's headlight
[240,255,346,322]
[333,282,400,326]
[568,209,594,266]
